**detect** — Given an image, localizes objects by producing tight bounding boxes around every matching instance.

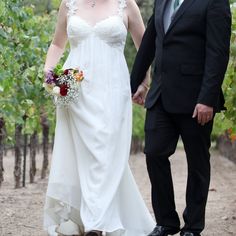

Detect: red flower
[60,84,68,96]
[64,69,69,75]
[52,73,58,80]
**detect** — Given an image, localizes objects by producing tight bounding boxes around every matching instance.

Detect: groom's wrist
[141,83,149,90]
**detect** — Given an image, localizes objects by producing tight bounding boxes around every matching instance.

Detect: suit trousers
[144,97,213,233]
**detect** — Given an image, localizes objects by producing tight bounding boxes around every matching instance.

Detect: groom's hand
[132,84,148,106]
[192,103,214,126]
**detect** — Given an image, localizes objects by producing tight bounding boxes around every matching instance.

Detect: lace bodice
[66,0,127,18]
[66,0,127,50]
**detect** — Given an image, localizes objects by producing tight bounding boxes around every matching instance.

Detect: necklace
[88,0,96,7]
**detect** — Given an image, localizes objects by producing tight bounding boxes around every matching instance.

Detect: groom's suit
[131,0,231,234]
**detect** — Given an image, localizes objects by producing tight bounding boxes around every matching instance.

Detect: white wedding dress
[44,0,155,235]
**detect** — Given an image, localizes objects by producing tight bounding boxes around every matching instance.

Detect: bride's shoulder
[59,0,74,10]
[126,0,140,11]
[55,0,68,18]
[62,0,78,16]
[57,0,76,17]
[60,0,68,7]
[58,0,68,12]
[126,0,138,7]
[125,0,141,14]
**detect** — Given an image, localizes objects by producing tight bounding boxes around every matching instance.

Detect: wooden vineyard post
[0,118,5,187]
[41,111,49,179]
[14,124,22,188]
[22,115,28,187]
[29,131,37,183]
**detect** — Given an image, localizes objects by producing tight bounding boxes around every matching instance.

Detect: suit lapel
[155,0,169,38]
[166,0,197,35]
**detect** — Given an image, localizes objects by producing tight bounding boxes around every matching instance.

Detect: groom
[131,0,231,236]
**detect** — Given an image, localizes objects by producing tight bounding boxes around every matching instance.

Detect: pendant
[91,0,96,7]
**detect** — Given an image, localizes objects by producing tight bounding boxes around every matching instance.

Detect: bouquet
[43,64,84,106]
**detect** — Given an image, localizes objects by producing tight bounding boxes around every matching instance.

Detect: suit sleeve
[197,0,231,107]
[130,13,157,94]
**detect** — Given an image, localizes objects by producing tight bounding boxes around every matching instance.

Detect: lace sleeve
[66,0,78,17]
[118,0,127,17]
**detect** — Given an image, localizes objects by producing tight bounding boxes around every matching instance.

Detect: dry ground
[0,148,235,236]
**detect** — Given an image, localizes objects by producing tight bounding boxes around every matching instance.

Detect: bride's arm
[126,0,150,104]
[44,0,68,73]
[126,0,145,49]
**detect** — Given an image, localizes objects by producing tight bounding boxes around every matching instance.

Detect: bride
[43,0,154,235]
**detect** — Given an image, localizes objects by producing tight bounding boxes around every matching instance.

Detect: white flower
[52,86,61,96]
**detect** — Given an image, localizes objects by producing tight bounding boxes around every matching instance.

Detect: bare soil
[0,148,235,236]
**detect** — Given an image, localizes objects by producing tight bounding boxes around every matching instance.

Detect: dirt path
[0,148,235,236]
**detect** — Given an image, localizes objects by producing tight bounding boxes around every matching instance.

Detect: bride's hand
[132,83,149,106]
[44,67,53,78]
[44,69,48,77]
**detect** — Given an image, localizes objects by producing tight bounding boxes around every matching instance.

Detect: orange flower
[74,72,84,82]
[228,128,233,134]
[230,134,236,142]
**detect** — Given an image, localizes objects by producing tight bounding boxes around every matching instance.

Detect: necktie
[173,0,180,11]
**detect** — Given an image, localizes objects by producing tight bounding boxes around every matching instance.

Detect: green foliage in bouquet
[53,64,64,76]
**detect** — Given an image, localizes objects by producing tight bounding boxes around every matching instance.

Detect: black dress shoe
[180,232,201,236]
[147,225,180,236]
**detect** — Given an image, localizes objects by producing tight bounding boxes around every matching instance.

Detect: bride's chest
[67,15,127,44]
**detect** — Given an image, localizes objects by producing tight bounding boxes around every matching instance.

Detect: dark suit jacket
[131,0,231,113]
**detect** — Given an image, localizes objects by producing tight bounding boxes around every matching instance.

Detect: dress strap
[66,0,78,17]
[118,0,127,17]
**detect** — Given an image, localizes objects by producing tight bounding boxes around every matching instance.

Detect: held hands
[132,83,149,106]
[192,103,214,126]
